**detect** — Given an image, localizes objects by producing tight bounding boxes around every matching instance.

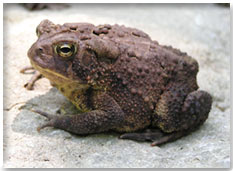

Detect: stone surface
[3,4,230,168]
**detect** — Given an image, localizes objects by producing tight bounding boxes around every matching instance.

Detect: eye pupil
[60,47,71,53]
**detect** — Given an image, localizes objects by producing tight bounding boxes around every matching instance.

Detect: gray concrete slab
[3,3,230,168]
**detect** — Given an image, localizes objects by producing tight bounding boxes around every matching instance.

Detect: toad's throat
[31,62,91,112]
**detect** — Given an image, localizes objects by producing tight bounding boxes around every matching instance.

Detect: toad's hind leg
[152,90,212,145]
[120,129,186,146]
[120,90,212,146]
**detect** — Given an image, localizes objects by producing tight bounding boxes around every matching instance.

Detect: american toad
[23,20,212,146]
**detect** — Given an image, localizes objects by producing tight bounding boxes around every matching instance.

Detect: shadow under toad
[12,87,120,144]
[11,87,215,147]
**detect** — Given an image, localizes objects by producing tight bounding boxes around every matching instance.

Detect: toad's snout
[27,42,55,69]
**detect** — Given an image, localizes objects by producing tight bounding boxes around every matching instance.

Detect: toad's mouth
[30,60,88,90]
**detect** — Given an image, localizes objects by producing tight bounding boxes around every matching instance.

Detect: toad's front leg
[20,66,42,90]
[32,93,125,134]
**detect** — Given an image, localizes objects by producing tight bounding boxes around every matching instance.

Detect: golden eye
[55,43,77,58]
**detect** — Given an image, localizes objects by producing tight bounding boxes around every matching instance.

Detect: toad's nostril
[36,47,43,55]
[38,47,43,52]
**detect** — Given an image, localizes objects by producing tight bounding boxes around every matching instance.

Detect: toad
[22,20,212,146]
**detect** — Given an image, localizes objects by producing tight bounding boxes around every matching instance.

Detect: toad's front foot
[20,66,42,90]
[31,109,58,132]
[31,93,125,135]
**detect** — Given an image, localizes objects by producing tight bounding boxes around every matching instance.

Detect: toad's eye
[55,43,77,58]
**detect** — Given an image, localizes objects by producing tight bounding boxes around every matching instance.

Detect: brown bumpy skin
[24,19,212,146]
